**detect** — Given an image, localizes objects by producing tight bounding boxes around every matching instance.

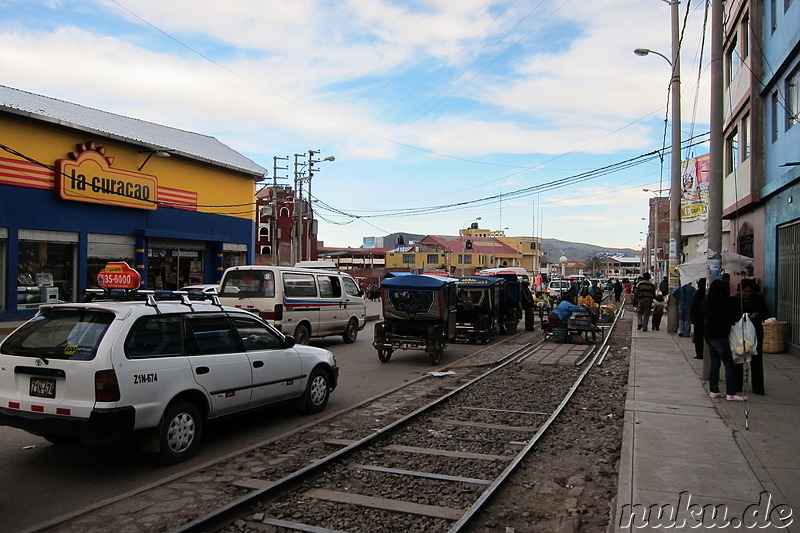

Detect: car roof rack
[83,288,223,311]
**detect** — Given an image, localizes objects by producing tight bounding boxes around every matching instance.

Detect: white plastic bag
[729,313,757,363]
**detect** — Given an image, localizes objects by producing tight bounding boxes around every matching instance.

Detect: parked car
[178,284,219,294]
[547,280,572,300]
[0,292,339,464]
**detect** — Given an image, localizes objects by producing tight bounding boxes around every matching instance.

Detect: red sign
[97,262,142,290]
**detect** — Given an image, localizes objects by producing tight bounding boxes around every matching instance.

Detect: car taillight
[95,369,121,402]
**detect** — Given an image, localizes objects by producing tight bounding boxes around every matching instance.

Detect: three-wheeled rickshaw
[373,274,457,365]
[479,270,536,334]
[454,276,504,344]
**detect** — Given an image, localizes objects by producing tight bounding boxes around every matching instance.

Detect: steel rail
[171,341,541,533]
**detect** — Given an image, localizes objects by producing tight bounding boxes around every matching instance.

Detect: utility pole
[272,156,288,266]
[293,153,306,266]
[307,150,320,262]
[667,0,683,333]
[707,0,724,280]
[703,0,725,381]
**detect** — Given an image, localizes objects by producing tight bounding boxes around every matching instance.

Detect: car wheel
[377,348,393,362]
[342,318,358,343]
[153,401,202,464]
[294,324,311,345]
[301,367,330,413]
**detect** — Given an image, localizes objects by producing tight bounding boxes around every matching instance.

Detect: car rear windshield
[0,310,114,361]
[219,270,275,298]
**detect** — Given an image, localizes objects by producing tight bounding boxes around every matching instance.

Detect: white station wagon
[0,292,339,464]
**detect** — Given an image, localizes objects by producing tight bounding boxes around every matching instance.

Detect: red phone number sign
[97,262,142,290]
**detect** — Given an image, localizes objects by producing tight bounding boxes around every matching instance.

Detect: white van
[217,264,367,344]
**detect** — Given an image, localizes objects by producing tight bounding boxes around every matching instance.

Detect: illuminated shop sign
[56,143,158,210]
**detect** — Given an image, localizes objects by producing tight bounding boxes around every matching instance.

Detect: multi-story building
[721,0,765,286]
[0,85,265,321]
[761,0,800,352]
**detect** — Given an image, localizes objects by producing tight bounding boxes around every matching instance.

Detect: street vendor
[548,299,586,329]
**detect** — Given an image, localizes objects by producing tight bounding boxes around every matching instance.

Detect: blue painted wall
[1,184,254,321]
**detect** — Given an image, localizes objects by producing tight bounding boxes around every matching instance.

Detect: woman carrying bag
[703,279,746,401]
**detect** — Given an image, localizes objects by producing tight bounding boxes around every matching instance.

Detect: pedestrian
[651,292,665,331]
[577,286,598,323]
[635,273,656,331]
[734,279,769,395]
[613,280,623,303]
[671,281,696,337]
[605,279,615,301]
[562,282,579,304]
[703,278,746,401]
[689,278,706,359]
[632,276,643,308]
[659,276,669,296]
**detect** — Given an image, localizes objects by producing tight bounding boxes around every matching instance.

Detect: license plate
[29,377,56,399]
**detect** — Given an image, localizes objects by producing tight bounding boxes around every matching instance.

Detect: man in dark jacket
[635,273,657,332]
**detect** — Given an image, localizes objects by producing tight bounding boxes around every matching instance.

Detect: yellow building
[1,85,265,320]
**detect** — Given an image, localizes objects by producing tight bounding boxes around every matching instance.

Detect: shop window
[87,234,135,289]
[18,240,75,307]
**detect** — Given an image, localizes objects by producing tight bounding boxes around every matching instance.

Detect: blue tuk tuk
[373,274,457,365]
[455,276,504,344]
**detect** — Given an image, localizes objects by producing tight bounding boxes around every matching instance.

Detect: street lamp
[633,48,672,66]
[635,0,681,333]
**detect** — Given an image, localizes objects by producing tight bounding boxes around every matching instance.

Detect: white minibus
[218,264,366,344]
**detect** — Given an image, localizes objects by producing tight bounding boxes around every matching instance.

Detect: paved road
[0,320,480,532]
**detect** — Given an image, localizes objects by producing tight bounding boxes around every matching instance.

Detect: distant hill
[363,234,637,261]
[541,239,638,262]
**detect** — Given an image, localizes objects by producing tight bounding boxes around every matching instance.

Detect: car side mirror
[282,335,297,348]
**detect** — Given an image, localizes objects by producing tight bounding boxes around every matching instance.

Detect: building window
[787,67,800,129]
[772,91,780,142]
[259,226,270,240]
[741,113,750,160]
[725,36,739,87]
[741,13,749,60]
[18,240,76,307]
[458,254,473,265]
[426,254,438,264]
[261,246,271,254]
[402,254,415,264]
[726,127,739,173]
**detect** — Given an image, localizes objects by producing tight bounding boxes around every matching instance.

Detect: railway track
[34,301,626,533]
[170,306,625,533]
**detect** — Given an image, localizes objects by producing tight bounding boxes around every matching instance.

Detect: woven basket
[763,321,788,354]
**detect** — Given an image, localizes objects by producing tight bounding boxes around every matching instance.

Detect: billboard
[680,154,710,222]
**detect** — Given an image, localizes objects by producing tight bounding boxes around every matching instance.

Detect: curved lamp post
[634,2,682,334]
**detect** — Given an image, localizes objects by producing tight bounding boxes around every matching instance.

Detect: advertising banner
[680,154,710,222]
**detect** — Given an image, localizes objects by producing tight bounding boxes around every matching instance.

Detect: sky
[0,0,714,252]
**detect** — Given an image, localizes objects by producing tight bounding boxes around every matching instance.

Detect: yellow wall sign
[56,147,158,210]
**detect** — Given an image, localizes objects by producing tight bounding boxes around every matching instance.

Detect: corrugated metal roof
[1,85,266,178]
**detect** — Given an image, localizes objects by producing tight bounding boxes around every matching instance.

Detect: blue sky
[0,0,713,251]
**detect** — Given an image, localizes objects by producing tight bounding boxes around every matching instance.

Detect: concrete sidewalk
[614,308,800,532]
